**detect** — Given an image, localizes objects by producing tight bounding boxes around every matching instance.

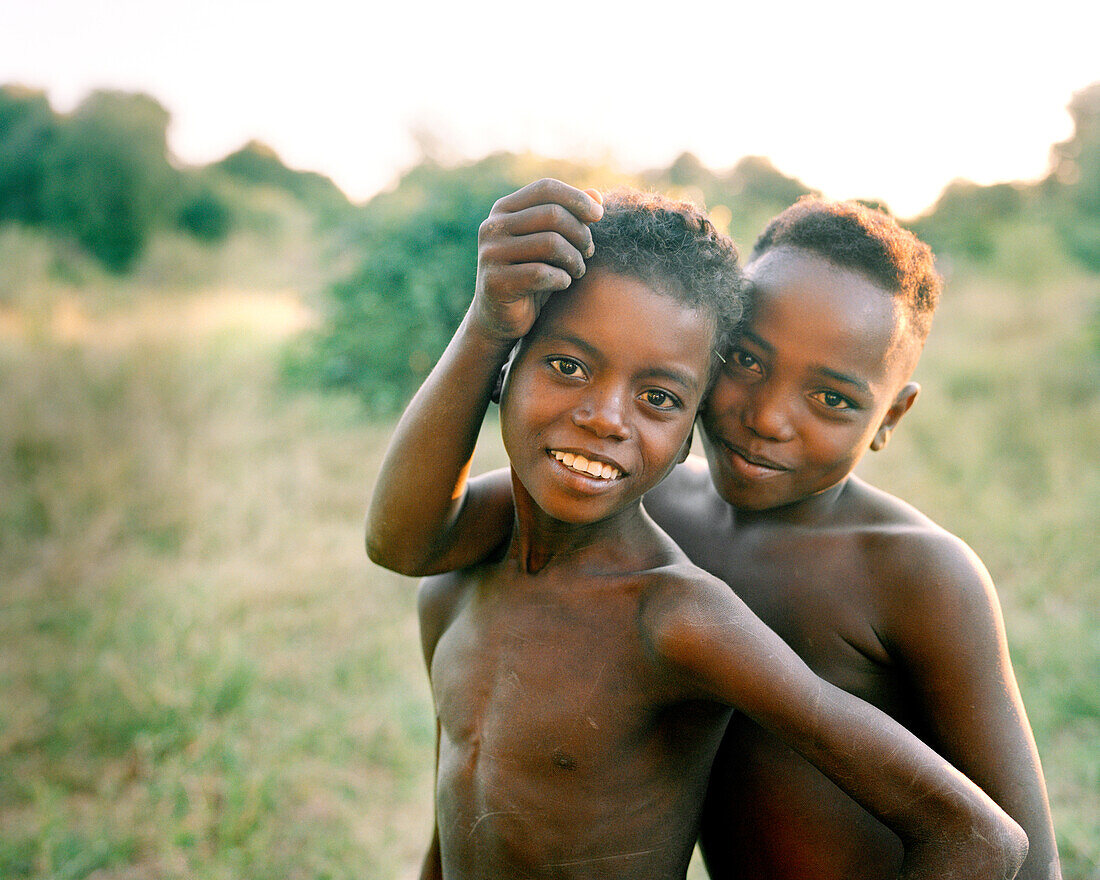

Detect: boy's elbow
[971,809,1028,880]
[365,519,424,576]
[902,798,1028,880]
[998,817,1029,880]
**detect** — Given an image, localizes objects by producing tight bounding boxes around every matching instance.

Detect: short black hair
[750,196,941,341]
[586,188,746,367]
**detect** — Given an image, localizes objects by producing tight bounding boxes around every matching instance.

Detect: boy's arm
[367,179,603,575]
[883,533,1061,880]
[651,574,1028,880]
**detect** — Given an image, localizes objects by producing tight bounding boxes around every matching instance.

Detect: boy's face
[500,268,714,525]
[699,247,920,512]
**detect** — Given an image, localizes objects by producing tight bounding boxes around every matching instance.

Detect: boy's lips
[722,441,790,474]
[547,448,625,481]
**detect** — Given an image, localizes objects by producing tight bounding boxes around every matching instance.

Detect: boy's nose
[572,388,631,440]
[741,390,795,442]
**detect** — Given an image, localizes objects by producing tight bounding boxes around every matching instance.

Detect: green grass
[1,234,1097,878]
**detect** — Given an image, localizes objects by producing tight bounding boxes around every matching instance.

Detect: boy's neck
[507,469,653,575]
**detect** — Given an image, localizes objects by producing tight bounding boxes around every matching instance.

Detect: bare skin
[369,180,1029,880]
[679,246,1060,880]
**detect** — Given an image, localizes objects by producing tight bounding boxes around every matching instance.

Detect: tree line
[2,82,1097,411]
[0,85,350,272]
[314,82,1100,412]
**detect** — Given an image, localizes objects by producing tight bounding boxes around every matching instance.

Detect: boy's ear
[490,363,507,405]
[490,345,519,405]
[871,382,920,452]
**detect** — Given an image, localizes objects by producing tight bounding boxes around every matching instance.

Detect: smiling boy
[368,180,1059,879]
[371,182,1027,879]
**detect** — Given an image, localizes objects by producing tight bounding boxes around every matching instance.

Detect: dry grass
[0,248,1097,878]
[0,291,438,879]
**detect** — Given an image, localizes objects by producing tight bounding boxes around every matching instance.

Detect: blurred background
[1,2,1097,878]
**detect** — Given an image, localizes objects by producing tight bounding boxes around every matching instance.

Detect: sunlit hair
[750,196,942,342]
[586,188,746,376]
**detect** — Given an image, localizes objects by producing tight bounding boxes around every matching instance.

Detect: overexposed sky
[2,0,1097,217]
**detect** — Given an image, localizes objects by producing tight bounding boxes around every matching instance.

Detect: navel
[551,749,577,770]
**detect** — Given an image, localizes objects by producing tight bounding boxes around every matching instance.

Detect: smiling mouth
[548,449,623,481]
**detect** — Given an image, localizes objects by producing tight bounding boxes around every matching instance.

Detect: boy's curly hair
[750,196,942,341]
[586,188,746,366]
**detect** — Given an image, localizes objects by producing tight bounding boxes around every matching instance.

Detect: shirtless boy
[370,183,1026,879]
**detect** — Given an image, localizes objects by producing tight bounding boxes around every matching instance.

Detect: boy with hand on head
[370,181,1027,880]
[368,180,1058,880]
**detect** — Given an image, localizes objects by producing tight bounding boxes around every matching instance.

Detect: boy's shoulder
[634,537,752,662]
[841,476,982,569]
[839,477,999,626]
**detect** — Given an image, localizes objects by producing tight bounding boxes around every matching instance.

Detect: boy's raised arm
[366,180,603,575]
[652,575,1029,880]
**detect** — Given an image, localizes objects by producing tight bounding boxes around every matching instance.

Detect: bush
[37,90,175,272]
[176,189,232,243]
[0,85,57,225]
[310,153,599,412]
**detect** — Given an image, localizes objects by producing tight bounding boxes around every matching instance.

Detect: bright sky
[2,0,1097,218]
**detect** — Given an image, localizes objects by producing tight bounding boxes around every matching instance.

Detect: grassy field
[1,225,1097,878]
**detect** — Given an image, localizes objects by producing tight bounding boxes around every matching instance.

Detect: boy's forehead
[744,247,911,375]
[529,269,715,382]
[746,246,888,296]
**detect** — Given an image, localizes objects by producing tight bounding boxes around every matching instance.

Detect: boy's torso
[647,462,937,880]
[423,541,731,879]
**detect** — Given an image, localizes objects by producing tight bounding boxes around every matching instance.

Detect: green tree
[913,180,1028,262]
[174,181,233,244]
[38,90,175,272]
[214,140,351,223]
[1048,81,1100,271]
[642,154,814,247]
[0,85,57,225]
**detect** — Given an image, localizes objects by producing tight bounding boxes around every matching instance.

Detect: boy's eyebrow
[741,330,870,394]
[813,365,871,394]
[740,330,774,355]
[644,365,701,393]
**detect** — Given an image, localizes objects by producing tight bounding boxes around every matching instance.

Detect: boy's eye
[811,390,855,410]
[642,389,680,410]
[548,357,584,378]
[731,349,763,375]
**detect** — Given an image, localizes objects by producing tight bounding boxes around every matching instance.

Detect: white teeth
[550,450,621,480]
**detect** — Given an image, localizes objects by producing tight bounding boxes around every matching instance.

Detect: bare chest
[679,527,903,705]
[430,577,659,771]
[428,573,723,876]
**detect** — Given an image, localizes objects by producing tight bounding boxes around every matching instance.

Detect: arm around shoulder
[648,568,1028,880]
